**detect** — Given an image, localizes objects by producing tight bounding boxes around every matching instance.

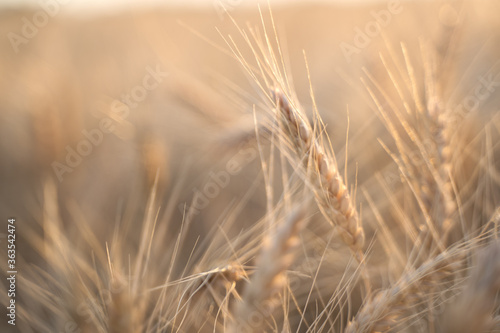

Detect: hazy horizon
[1,0,385,14]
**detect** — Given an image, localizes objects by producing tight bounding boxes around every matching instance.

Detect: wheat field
[1,0,500,332]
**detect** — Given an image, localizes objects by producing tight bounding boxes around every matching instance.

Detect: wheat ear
[231,202,310,333]
[345,244,468,333]
[271,88,365,253]
[421,42,455,238]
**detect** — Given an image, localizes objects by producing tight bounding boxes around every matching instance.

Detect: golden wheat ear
[271,88,365,254]
[230,200,311,333]
[344,234,491,333]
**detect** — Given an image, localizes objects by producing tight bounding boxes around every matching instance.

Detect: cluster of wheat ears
[3,4,500,333]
